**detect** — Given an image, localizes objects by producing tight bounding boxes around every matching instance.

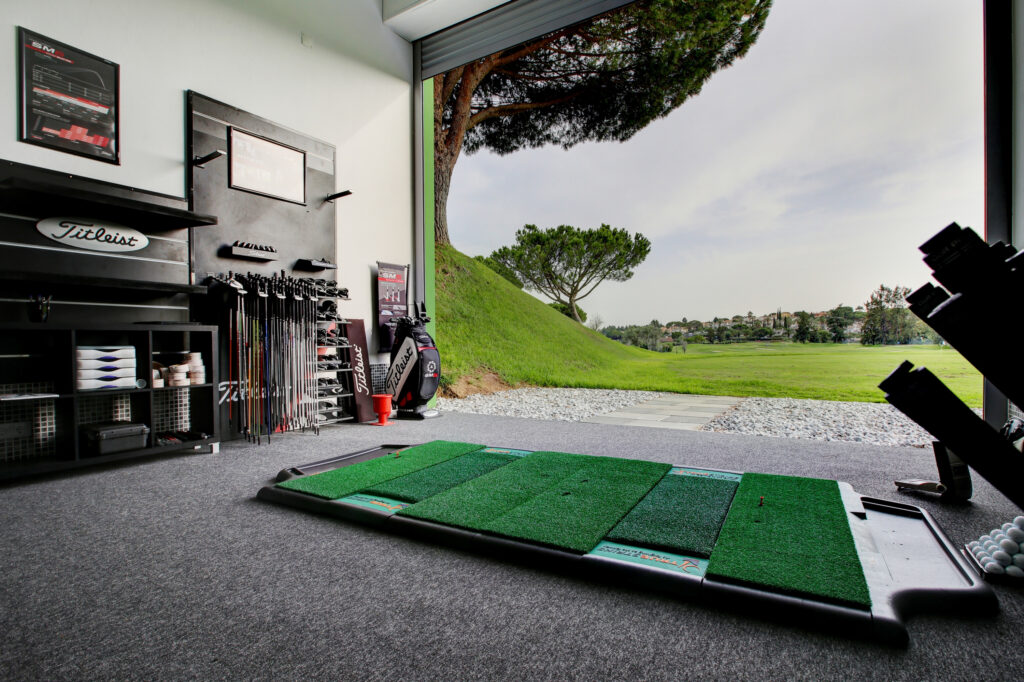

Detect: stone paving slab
[584,394,742,430]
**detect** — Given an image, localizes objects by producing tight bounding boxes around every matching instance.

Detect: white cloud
[446,0,983,325]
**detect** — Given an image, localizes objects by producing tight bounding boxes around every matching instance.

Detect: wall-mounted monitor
[228,127,306,204]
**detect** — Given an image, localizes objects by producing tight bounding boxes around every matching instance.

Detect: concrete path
[583,394,742,430]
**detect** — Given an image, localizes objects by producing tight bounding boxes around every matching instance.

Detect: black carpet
[1,412,1021,680]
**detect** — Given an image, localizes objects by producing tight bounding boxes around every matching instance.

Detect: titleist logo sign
[36,218,149,253]
[352,345,369,396]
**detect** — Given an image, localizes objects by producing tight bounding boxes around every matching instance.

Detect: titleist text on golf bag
[384,306,440,414]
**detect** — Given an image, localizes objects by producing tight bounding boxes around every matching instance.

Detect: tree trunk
[434,152,453,247]
[568,297,582,323]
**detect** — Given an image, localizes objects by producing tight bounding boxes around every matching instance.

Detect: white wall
[0,0,415,357]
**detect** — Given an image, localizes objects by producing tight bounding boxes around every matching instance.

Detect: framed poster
[228,127,306,204]
[377,262,409,352]
[18,27,120,164]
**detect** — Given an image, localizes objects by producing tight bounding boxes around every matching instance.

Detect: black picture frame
[228,127,307,205]
[17,27,120,165]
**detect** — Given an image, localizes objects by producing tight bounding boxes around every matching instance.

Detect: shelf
[295,258,337,271]
[0,270,207,296]
[0,176,217,231]
[74,387,148,396]
[317,415,356,425]
[0,323,219,481]
[0,392,60,402]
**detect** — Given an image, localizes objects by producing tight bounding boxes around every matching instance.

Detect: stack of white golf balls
[968,516,1024,577]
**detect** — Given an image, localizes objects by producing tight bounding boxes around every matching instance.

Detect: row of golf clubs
[209,272,323,442]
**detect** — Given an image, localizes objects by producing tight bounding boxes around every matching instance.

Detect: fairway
[664,342,982,405]
[436,247,982,406]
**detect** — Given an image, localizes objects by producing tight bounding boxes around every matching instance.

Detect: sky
[445,0,984,327]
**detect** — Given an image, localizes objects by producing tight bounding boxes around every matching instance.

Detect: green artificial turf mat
[398,451,589,527]
[606,474,738,558]
[478,457,670,553]
[363,450,519,502]
[706,473,870,608]
[276,440,485,500]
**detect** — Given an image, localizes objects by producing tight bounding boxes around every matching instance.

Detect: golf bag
[383,302,440,418]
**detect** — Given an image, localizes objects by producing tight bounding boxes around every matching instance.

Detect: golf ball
[993,550,1012,566]
[968,541,980,550]
[1014,554,1024,569]
[1008,527,1024,543]
[1007,566,1024,578]
[994,533,1008,544]
[1000,539,1018,554]
[1015,516,1024,529]
[1004,522,1014,531]
[987,562,1007,575]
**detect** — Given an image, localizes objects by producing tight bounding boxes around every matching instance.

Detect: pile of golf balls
[968,516,1024,577]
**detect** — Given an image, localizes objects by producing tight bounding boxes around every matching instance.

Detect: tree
[825,304,855,343]
[793,311,813,343]
[587,313,604,332]
[490,223,651,323]
[433,0,773,245]
[861,285,913,345]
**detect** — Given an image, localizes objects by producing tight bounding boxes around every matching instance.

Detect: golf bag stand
[383,301,441,419]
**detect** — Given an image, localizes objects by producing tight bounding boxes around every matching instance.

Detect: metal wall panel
[420,0,635,78]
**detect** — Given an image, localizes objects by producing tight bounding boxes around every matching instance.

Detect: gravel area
[437,389,964,448]
[437,388,674,422]
[701,397,940,448]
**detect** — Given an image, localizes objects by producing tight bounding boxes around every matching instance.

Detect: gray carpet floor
[1,412,1021,680]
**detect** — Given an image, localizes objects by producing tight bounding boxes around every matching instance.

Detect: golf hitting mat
[258,440,996,644]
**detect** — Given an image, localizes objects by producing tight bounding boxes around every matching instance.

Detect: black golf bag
[384,302,440,418]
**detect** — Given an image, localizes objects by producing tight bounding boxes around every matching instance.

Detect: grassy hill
[434,245,982,405]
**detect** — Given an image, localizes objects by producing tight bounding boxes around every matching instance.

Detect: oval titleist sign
[36,217,149,253]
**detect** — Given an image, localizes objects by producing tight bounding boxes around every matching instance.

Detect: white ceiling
[383,0,511,41]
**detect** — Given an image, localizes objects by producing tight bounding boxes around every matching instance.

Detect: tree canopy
[434,0,773,244]
[860,285,913,345]
[490,223,651,323]
[826,305,855,343]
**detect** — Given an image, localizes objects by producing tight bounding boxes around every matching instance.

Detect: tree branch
[468,94,577,128]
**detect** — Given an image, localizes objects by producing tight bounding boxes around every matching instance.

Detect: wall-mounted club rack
[295,258,338,271]
[315,280,356,426]
[228,242,278,261]
[880,222,1024,509]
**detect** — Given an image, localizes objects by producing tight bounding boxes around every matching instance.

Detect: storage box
[80,421,150,455]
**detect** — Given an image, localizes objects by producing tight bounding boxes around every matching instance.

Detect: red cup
[371,394,393,426]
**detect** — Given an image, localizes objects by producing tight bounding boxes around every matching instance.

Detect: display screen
[18,27,119,164]
[229,127,306,204]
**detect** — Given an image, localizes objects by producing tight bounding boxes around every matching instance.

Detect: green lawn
[436,246,982,406]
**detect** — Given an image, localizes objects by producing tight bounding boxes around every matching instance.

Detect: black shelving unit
[0,176,217,231]
[317,296,356,425]
[0,323,219,480]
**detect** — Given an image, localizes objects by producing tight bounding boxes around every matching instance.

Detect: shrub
[548,302,587,323]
